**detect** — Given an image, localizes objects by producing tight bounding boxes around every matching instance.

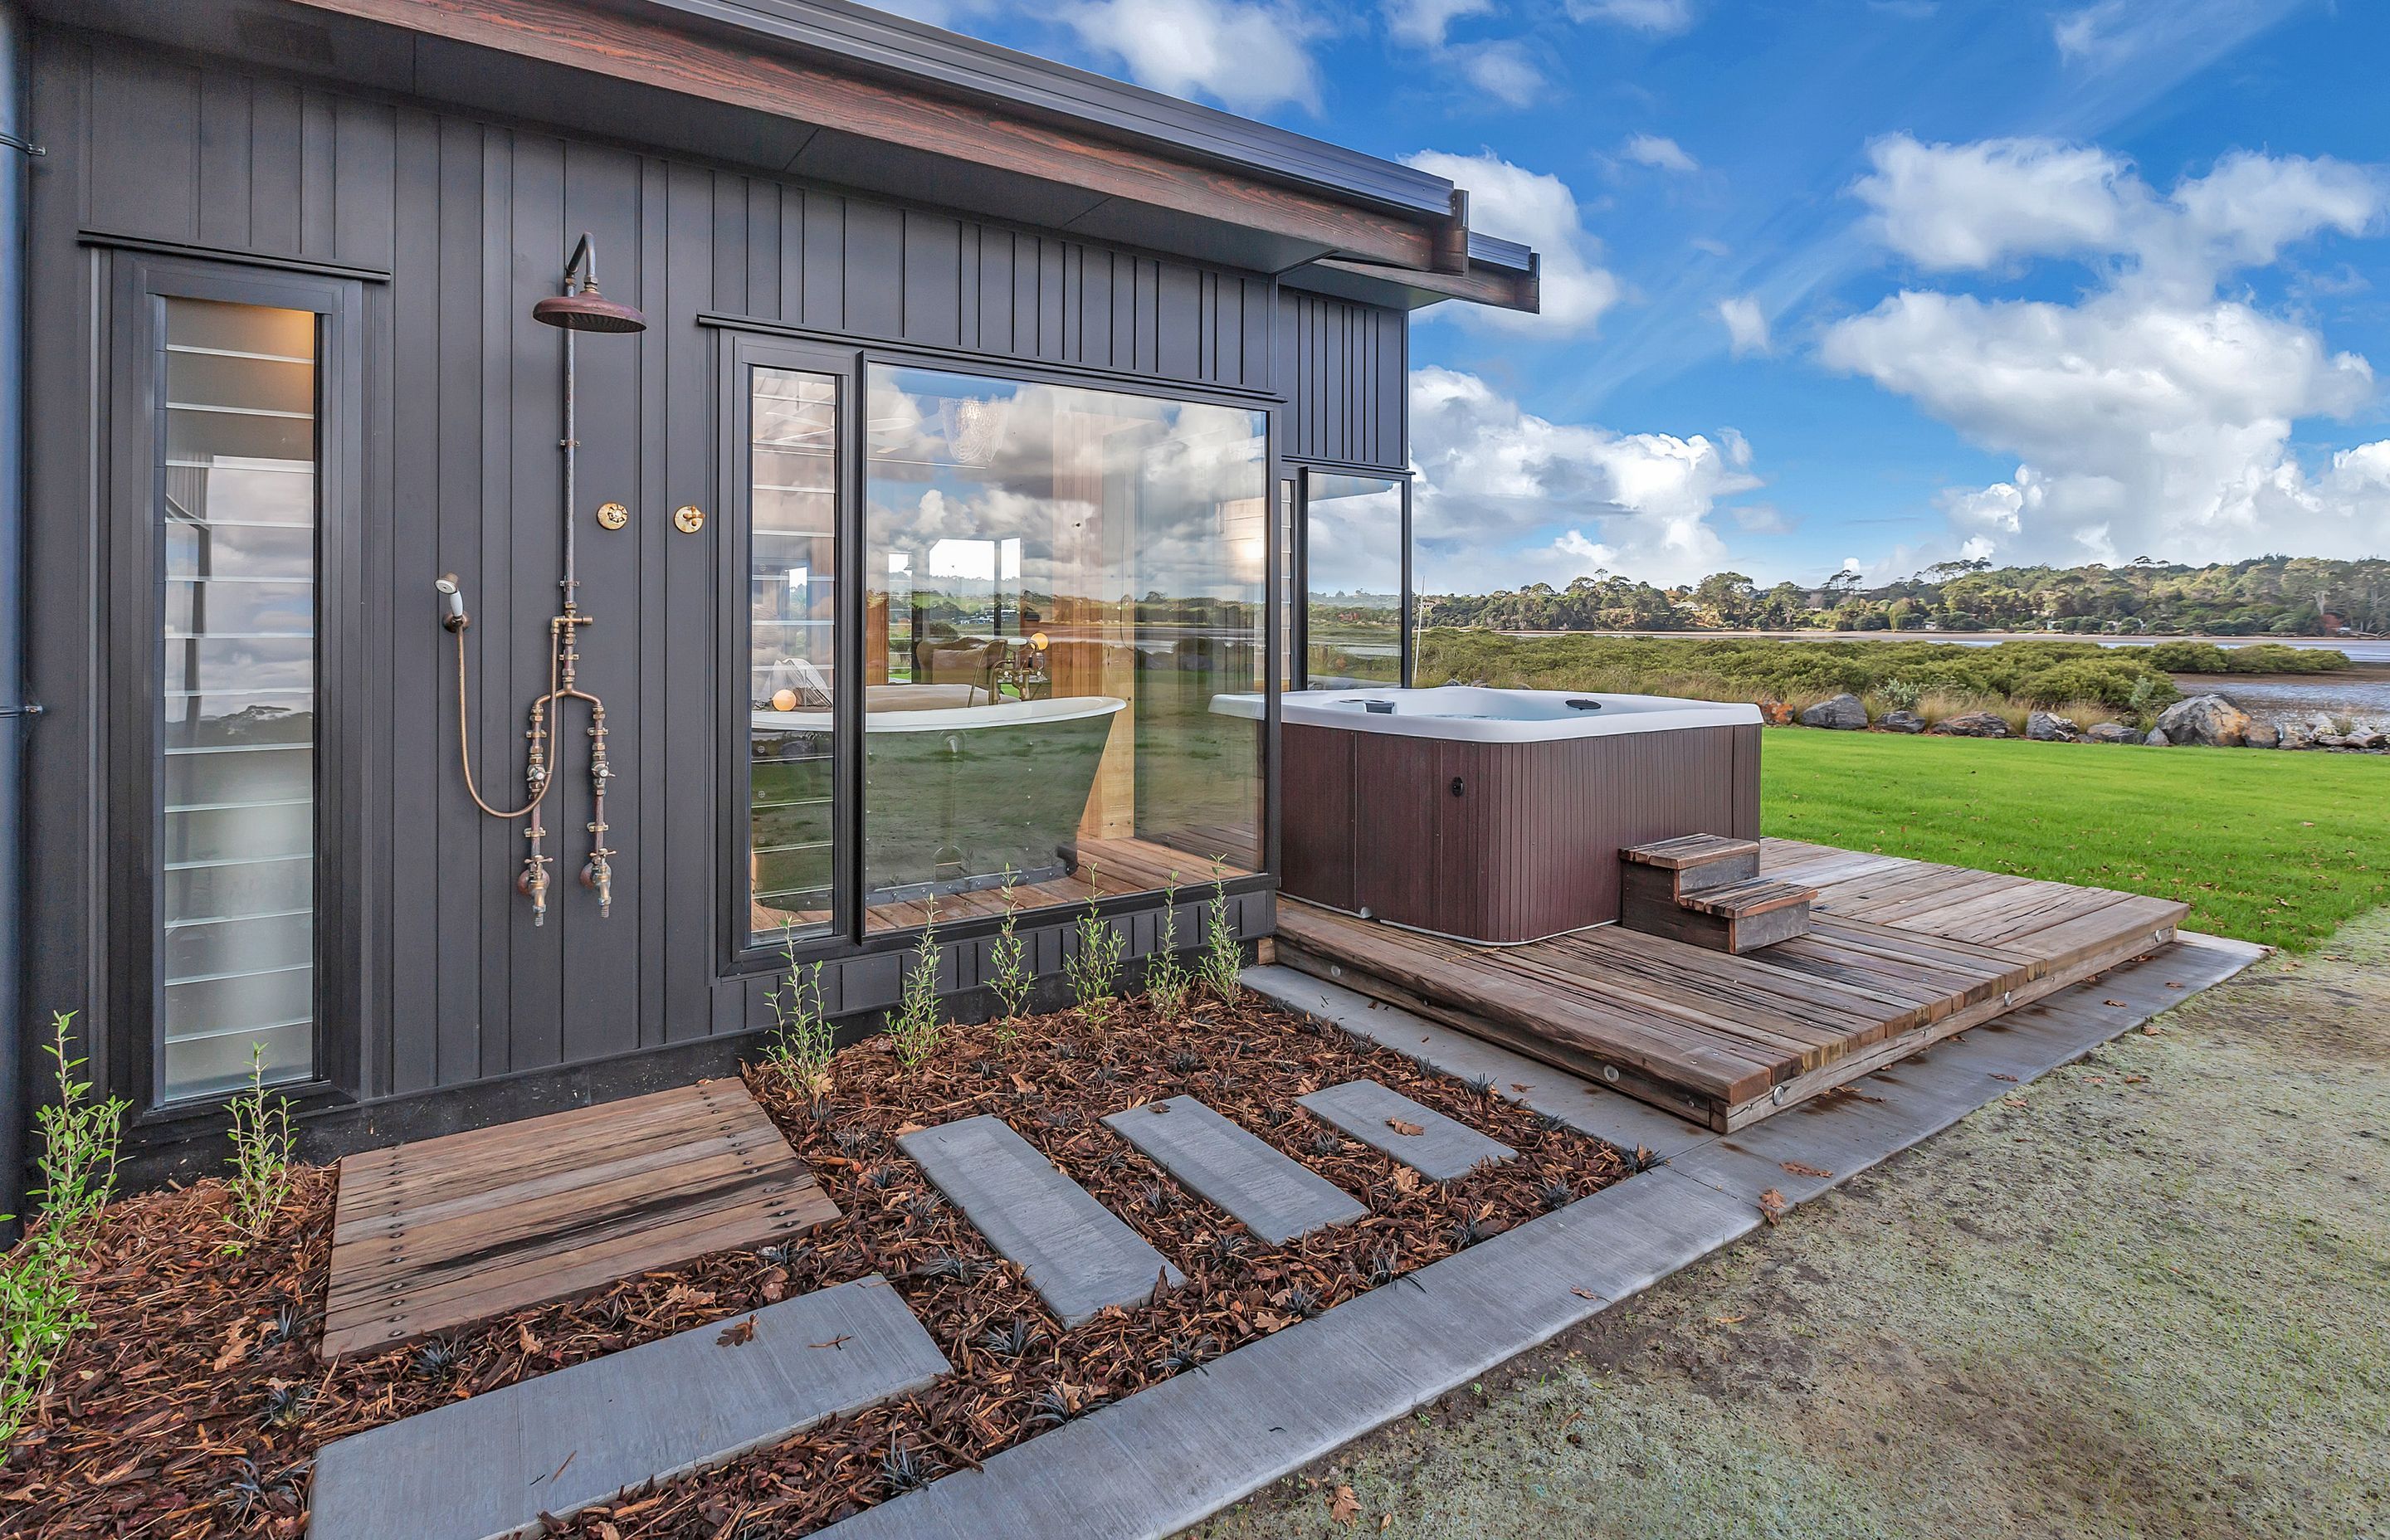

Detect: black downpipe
[0,1,29,1243]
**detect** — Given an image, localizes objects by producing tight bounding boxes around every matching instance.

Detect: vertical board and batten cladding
[1278,290,1407,471]
[27,32,1276,1106]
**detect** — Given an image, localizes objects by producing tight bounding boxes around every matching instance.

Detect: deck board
[321,1079,837,1360]
[1278,841,2188,1133]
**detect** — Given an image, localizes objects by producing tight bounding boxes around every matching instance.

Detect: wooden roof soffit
[279,0,1476,277]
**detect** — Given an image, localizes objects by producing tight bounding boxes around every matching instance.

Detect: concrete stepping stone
[1102,1096,1368,1245]
[898,1114,1184,1327]
[1297,1079,1518,1182]
[307,1275,946,1540]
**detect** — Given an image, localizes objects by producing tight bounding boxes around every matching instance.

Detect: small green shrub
[2145,640,2231,673]
[1878,677,1922,711]
[2,1014,123,1444]
[1067,889,1124,1025]
[988,869,1032,1033]
[225,1045,295,1245]
[762,922,834,1100]
[889,909,944,1070]
[1143,875,1191,1019]
[1200,867,1243,1006]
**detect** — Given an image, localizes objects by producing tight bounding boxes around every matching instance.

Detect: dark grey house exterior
[0,0,1538,1212]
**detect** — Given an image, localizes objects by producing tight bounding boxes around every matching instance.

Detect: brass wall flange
[673,504,705,534]
[595,500,628,530]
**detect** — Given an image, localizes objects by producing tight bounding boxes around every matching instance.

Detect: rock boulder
[1878,709,1927,734]
[2027,710,2080,742]
[2279,720,2314,749]
[2144,728,2171,747]
[1798,693,1869,730]
[2085,722,2138,744]
[1933,711,2012,738]
[2244,720,2280,749]
[2153,694,2252,748]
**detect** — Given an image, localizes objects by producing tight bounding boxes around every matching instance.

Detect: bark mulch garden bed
[3,990,1627,1538]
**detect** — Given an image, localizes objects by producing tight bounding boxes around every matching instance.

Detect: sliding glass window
[157,298,319,1102]
[1301,472,1406,688]
[862,364,1266,924]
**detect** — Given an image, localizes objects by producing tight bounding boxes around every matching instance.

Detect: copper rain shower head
[534,233,648,333]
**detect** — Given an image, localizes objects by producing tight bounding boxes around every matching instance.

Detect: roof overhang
[47,0,1538,313]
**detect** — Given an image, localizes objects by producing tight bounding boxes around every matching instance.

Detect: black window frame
[712,328,1283,974]
[104,253,365,1118]
[716,332,865,968]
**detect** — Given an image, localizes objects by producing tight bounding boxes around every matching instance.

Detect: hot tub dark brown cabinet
[1270,689,1763,944]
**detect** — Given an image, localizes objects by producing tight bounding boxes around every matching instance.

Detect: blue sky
[889,0,2390,592]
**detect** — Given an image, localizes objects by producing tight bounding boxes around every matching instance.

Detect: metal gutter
[0,0,27,1241]
[627,0,1461,220]
[1467,230,1533,271]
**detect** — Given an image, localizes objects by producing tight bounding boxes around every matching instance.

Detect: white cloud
[1458,41,1547,108]
[1384,0,1492,47]
[1852,135,2144,271]
[1717,295,1769,357]
[1061,0,1320,113]
[1567,0,1695,34]
[1851,134,2380,292]
[1621,134,1698,174]
[1407,366,1760,589]
[1824,285,2386,565]
[1407,150,1621,336]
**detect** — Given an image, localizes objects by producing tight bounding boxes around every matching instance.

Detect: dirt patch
[1195,917,2390,1540]
[2,992,1620,1538]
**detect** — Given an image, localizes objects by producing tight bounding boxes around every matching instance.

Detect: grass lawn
[1759,729,2390,951]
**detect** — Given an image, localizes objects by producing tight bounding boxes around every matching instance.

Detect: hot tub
[1214,686,1762,943]
[754,693,1126,907]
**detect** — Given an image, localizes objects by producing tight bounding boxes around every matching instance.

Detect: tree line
[1415,555,2388,636]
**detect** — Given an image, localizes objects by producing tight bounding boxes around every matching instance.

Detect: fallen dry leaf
[1378,1514,1393,1533]
[1989,1072,2018,1082]
[717,1316,758,1348]
[1328,1484,1361,1528]
[1390,1166,1421,1195]
[517,1321,544,1357]
[661,1284,716,1310]
[1570,1287,1597,1301]
[1779,1159,1833,1179]
[2140,1024,2164,1036]
[808,1333,852,1351]
[1712,1313,1745,1326]
[1385,1118,1425,1137]
[2103,998,2129,1007]
[1010,1073,1037,1094]
[210,1319,251,1374]
[1758,1188,1789,1226]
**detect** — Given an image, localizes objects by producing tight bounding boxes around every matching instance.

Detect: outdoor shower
[440,234,647,925]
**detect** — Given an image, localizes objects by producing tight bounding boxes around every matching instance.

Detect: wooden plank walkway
[1275,839,2188,1133]
[321,1079,838,1360]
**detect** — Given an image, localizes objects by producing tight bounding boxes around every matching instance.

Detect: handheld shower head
[437,573,469,632]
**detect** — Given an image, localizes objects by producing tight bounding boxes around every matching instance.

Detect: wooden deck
[320,1079,837,1360]
[1275,838,2189,1132]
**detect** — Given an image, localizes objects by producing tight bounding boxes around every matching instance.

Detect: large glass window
[158,298,319,1101]
[746,367,841,943]
[1302,472,1405,687]
[863,364,1266,924]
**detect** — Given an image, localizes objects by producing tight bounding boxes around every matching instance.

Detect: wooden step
[1621,834,1759,894]
[1678,878,1816,919]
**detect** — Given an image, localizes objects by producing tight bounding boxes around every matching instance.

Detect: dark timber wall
[22,27,1280,1156]
[1278,290,1407,471]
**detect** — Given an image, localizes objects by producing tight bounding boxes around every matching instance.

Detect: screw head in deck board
[1295,1080,1517,1183]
